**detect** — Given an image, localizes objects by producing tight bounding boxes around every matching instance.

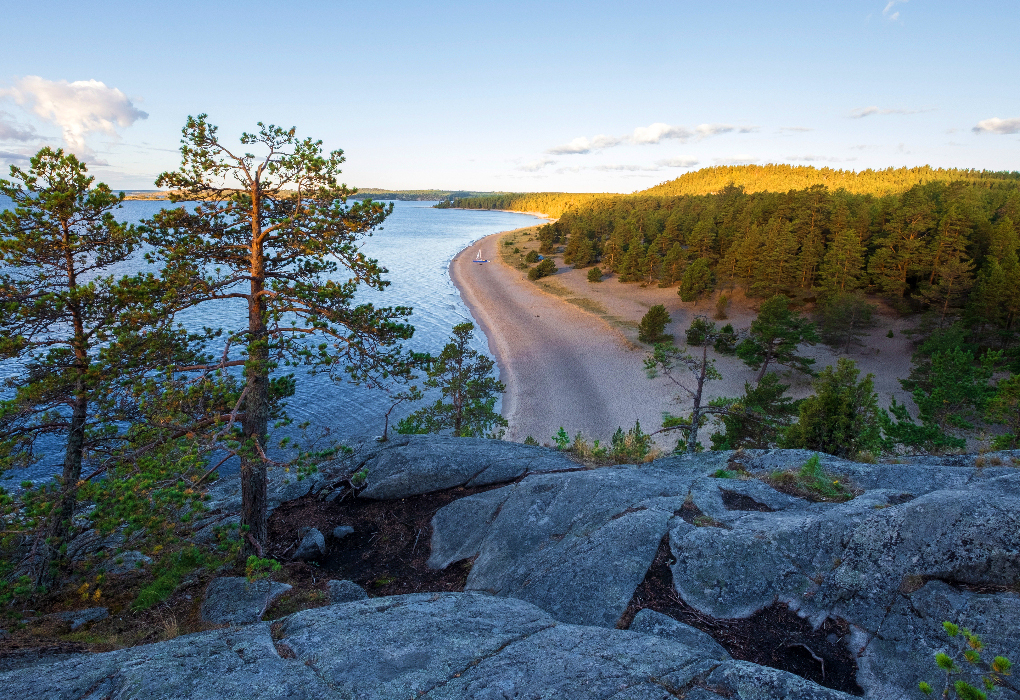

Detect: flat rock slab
[630,609,731,661]
[327,579,368,603]
[46,607,108,631]
[0,593,854,700]
[200,576,292,626]
[430,467,698,627]
[356,434,577,499]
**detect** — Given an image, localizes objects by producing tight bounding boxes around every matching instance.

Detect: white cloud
[972,117,1020,135]
[546,121,754,155]
[517,157,557,172]
[0,110,36,141]
[1,76,147,153]
[655,156,699,168]
[849,105,930,119]
[779,126,813,133]
[787,155,855,163]
[883,0,907,21]
[713,155,758,165]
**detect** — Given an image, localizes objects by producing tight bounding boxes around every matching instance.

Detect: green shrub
[133,546,210,610]
[553,427,570,450]
[768,453,854,502]
[686,317,716,346]
[587,266,603,283]
[638,304,672,343]
[525,250,540,263]
[920,621,1013,699]
[528,258,557,280]
[713,323,738,354]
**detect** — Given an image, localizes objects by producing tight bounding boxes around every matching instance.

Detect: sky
[0,1,1017,193]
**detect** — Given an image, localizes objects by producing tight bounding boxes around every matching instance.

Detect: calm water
[0,196,540,482]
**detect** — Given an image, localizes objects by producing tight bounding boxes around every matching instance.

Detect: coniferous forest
[443,165,1020,342]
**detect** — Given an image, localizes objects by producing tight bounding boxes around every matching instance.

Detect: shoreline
[449,224,924,450]
[449,227,680,447]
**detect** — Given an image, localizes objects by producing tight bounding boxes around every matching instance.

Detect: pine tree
[0,148,203,584]
[818,230,867,298]
[146,116,414,556]
[736,295,819,383]
[396,322,507,437]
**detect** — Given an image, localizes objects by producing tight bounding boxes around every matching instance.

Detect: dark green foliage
[523,435,539,446]
[147,116,414,556]
[0,148,210,585]
[882,347,999,452]
[451,173,1020,332]
[524,250,540,263]
[528,258,557,280]
[679,258,714,303]
[133,546,210,610]
[987,374,1020,449]
[685,317,716,346]
[638,304,672,344]
[714,293,729,320]
[817,292,878,353]
[609,421,651,462]
[736,295,819,383]
[710,373,799,450]
[587,266,603,283]
[396,322,507,438]
[783,359,882,458]
[713,324,738,354]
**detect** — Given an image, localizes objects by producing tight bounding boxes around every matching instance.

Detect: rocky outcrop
[200,577,292,626]
[0,593,854,699]
[7,440,1016,699]
[422,447,1020,699]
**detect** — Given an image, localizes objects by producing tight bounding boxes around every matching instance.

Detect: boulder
[326,579,368,603]
[629,609,731,661]
[46,607,108,631]
[101,550,152,575]
[200,577,292,626]
[0,593,854,699]
[293,528,325,561]
[429,466,698,627]
[331,525,354,540]
[355,434,576,499]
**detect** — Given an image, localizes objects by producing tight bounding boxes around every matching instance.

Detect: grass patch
[565,297,607,314]
[132,546,211,611]
[765,454,856,503]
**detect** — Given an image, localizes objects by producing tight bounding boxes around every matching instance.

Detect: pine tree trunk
[44,389,87,586]
[241,192,270,559]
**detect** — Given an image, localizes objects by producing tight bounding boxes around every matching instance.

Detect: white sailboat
[473,249,489,263]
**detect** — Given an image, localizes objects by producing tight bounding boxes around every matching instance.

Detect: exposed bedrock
[424,446,1020,698]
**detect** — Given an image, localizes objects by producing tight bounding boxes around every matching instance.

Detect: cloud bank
[546,121,755,155]
[849,105,929,119]
[0,110,36,142]
[972,117,1020,135]
[1,76,147,152]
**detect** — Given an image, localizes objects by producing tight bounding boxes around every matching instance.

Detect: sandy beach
[450,226,920,451]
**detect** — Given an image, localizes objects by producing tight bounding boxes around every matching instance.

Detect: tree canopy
[146,115,415,556]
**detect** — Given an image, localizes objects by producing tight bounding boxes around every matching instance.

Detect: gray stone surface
[331,524,354,540]
[293,527,325,560]
[430,467,697,627]
[46,607,108,631]
[0,593,854,700]
[200,576,292,625]
[327,579,368,603]
[355,434,577,499]
[705,660,857,699]
[101,549,152,575]
[629,609,731,661]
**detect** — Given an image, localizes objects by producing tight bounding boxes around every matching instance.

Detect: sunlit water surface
[0,196,539,483]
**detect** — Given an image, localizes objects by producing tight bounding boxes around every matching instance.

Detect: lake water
[0,196,541,483]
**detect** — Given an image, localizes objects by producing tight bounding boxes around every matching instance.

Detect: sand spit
[450,226,919,450]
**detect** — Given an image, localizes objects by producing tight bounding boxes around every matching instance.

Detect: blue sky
[0,1,1017,192]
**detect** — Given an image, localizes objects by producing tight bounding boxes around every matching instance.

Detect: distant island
[120,188,505,202]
